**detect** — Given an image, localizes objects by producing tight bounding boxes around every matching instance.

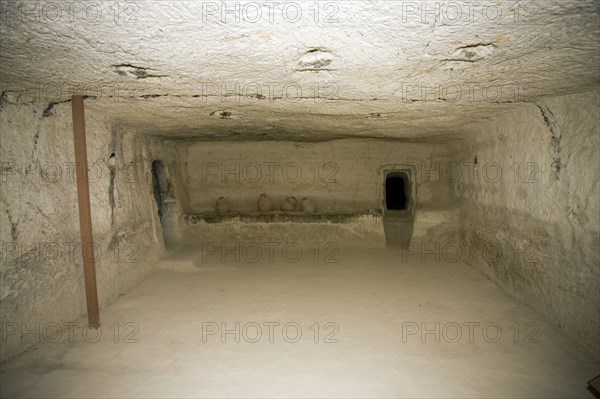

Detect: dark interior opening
[386,174,409,210]
[151,160,166,221]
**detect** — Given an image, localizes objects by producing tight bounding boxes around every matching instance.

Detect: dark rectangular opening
[386,174,409,210]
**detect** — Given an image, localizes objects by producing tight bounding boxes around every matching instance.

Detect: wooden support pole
[71,95,100,328]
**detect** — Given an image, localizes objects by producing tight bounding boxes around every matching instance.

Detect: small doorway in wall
[151,160,168,224]
[383,170,414,247]
[151,160,182,247]
[385,172,410,212]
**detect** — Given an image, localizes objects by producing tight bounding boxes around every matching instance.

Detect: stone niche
[176,139,458,248]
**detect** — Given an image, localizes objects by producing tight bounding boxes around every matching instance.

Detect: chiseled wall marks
[454,89,600,354]
[181,139,456,214]
[0,101,180,361]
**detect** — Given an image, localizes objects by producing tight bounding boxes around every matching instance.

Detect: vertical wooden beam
[71,95,100,328]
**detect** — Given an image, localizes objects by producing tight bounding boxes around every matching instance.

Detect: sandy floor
[1,246,597,398]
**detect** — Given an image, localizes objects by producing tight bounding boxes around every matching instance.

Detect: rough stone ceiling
[1,0,599,140]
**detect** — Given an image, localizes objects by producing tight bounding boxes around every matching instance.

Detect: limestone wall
[453,89,600,354]
[0,101,181,361]
[181,139,456,213]
[179,139,460,245]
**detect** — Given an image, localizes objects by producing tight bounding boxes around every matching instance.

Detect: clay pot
[280,196,298,212]
[300,197,316,213]
[257,193,274,212]
[215,197,231,215]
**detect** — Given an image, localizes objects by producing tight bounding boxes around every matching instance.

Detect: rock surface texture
[0,0,598,363]
[0,1,598,139]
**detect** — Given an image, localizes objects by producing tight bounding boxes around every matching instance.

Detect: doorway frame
[378,164,417,215]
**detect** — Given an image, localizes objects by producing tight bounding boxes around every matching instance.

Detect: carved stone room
[0,1,599,398]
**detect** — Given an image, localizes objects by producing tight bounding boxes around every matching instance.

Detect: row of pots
[215,194,316,215]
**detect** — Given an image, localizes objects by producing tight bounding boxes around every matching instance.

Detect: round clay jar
[215,197,231,215]
[257,193,275,212]
[300,197,316,213]
[280,196,298,212]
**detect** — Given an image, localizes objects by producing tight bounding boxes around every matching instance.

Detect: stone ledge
[184,209,382,224]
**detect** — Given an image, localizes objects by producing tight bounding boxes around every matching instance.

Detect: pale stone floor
[1,247,597,398]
